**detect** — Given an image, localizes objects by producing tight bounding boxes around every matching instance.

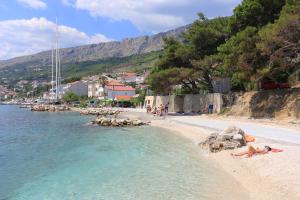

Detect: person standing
[208,104,214,114]
[165,102,169,114]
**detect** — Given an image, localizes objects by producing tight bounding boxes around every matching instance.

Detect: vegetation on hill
[147,0,300,94]
[0,51,160,86]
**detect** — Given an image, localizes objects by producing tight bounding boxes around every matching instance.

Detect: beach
[121,110,300,200]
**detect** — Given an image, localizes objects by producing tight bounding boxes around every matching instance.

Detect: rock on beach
[200,126,247,153]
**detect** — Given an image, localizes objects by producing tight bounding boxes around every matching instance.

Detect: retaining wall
[144,93,223,113]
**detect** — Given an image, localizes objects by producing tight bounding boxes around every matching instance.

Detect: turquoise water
[0,106,249,200]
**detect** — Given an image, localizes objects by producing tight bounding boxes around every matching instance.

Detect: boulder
[48,106,56,112]
[111,119,119,126]
[132,120,143,126]
[220,126,246,146]
[199,126,247,153]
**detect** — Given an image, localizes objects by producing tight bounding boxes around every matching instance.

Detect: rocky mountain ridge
[0,25,189,70]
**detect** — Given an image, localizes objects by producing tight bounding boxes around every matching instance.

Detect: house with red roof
[88,77,124,98]
[106,85,136,100]
[118,72,137,83]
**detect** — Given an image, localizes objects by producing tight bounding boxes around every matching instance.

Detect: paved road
[170,116,300,145]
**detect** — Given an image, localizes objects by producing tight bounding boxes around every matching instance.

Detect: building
[135,75,145,84]
[16,80,29,89]
[117,72,146,84]
[114,95,133,101]
[0,85,17,100]
[63,81,88,97]
[118,72,137,83]
[106,85,136,100]
[88,80,101,98]
[88,77,124,98]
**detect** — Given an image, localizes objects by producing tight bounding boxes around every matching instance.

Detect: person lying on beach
[231,145,283,157]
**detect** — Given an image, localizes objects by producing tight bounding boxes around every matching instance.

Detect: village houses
[88,75,136,100]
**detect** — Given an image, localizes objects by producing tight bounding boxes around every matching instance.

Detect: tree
[191,55,224,92]
[147,68,199,94]
[63,76,81,84]
[147,15,230,94]
[256,1,300,82]
[63,92,79,103]
[183,16,230,59]
[147,0,299,93]
[99,75,108,88]
[218,26,266,90]
[229,0,286,33]
[155,37,191,70]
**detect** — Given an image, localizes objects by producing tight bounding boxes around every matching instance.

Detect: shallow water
[0,106,249,200]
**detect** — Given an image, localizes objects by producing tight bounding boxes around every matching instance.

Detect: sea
[0,105,249,200]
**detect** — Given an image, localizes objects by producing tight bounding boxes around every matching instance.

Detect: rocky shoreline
[31,105,70,112]
[79,108,122,116]
[92,117,149,127]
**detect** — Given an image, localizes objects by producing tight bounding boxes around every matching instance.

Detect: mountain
[0,25,189,71]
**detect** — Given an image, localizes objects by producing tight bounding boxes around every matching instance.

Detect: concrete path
[169,116,300,145]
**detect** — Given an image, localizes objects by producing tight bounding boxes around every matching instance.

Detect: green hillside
[0,51,160,86]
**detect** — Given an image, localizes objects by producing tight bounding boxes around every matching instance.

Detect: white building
[135,76,145,84]
[88,80,104,98]
[88,79,124,99]
[63,81,88,97]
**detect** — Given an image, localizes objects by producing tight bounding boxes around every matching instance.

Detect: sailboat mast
[51,47,54,99]
[55,16,59,101]
[58,47,61,95]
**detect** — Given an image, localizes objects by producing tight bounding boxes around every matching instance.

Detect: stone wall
[155,96,170,107]
[145,93,223,113]
[144,96,156,108]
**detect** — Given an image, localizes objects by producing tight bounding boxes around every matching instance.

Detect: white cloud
[17,0,47,9]
[61,0,73,6]
[68,0,241,33]
[0,17,113,60]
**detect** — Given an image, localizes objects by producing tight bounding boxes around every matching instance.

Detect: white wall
[145,93,223,113]
[66,81,88,97]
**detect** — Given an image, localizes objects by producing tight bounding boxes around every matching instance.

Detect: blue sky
[0,0,241,60]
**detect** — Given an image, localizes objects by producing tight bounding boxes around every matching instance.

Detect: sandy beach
[121,110,300,200]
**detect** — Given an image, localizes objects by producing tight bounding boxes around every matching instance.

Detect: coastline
[121,110,300,200]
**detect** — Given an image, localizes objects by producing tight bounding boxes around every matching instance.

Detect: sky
[0,0,242,60]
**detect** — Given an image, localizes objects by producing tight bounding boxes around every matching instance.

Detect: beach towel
[245,134,255,143]
[271,148,283,153]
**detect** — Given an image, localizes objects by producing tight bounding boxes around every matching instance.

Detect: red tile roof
[107,85,135,91]
[115,95,133,101]
[123,72,136,77]
[107,80,124,86]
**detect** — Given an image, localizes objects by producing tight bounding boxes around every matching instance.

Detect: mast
[51,47,54,99]
[55,16,59,101]
[58,44,61,97]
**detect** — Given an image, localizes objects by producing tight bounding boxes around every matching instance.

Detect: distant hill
[0,25,189,85]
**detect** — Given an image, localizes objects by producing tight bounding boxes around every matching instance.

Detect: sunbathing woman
[231,145,283,157]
